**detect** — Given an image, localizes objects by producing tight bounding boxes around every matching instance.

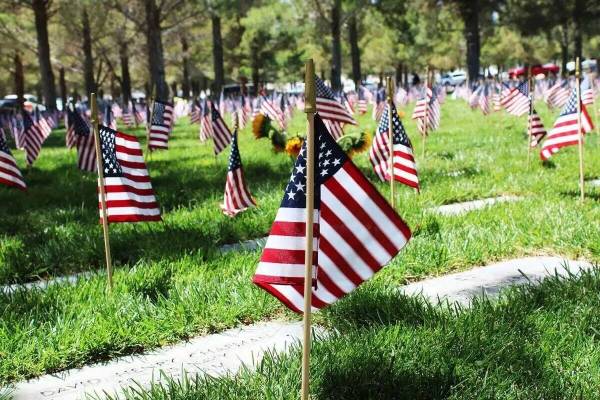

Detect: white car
[440,71,467,87]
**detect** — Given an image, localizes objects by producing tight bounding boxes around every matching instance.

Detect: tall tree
[14,51,25,109]
[81,7,95,95]
[31,0,57,108]
[457,0,480,83]
[211,13,224,95]
[144,0,168,99]
[348,12,361,88]
[181,34,190,99]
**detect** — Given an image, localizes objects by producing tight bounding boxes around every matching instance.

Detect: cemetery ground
[1,100,600,398]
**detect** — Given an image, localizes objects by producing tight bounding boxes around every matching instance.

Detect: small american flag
[148,100,174,150]
[98,125,161,223]
[503,81,530,116]
[68,108,96,172]
[221,128,256,216]
[540,89,594,160]
[0,134,26,190]
[122,103,135,127]
[372,88,386,122]
[315,76,356,139]
[581,77,595,106]
[369,103,419,191]
[260,95,286,129]
[357,86,368,114]
[65,105,78,149]
[412,87,440,135]
[189,101,201,124]
[23,110,51,165]
[478,84,490,115]
[103,103,117,131]
[545,79,571,109]
[239,94,251,128]
[210,102,232,155]
[252,114,411,313]
[134,103,146,125]
[528,107,547,147]
[199,99,213,143]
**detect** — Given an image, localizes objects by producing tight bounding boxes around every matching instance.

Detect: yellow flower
[285,137,304,158]
[355,131,371,154]
[252,114,267,139]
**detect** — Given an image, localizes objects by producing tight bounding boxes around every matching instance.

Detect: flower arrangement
[252,113,287,153]
[285,136,304,158]
[336,130,372,158]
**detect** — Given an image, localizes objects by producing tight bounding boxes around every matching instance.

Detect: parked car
[440,71,467,87]
[2,94,46,112]
[508,64,560,79]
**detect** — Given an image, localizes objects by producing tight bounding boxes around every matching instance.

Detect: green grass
[1,99,599,386]
[107,267,600,400]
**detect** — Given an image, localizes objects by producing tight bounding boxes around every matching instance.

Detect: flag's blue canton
[99,126,122,178]
[559,89,578,116]
[280,116,347,209]
[211,106,222,122]
[152,102,167,125]
[22,111,34,130]
[379,105,412,146]
[228,130,242,172]
[517,81,529,96]
[0,135,12,155]
[315,76,336,100]
[69,109,90,136]
[103,103,112,125]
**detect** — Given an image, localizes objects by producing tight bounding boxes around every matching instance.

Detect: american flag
[357,86,368,114]
[260,95,286,129]
[239,94,251,128]
[68,108,96,172]
[341,92,355,116]
[492,84,502,111]
[540,89,594,160]
[581,77,595,106]
[315,76,356,139]
[369,103,419,191]
[210,102,232,155]
[221,128,256,216]
[65,105,78,149]
[148,100,174,150]
[252,114,411,313]
[122,103,135,127]
[545,79,571,109]
[528,107,547,147]
[199,99,213,143]
[0,134,26,190]
[98,125,161,223]
[412,86,440,135]
[23,110,51,165]
[503,81,530,116]
[134,103,146,125]
[103,103,118,130]
[189,101,201,124]
[468,85,481,108]
[372,87,386,121]
[478,84,490,115]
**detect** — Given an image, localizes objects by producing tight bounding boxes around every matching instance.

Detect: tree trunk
[572,0,583,62]
[348,13,361,90]
[181,35,191,99]
[82,8,96,95]
[119,40,132,105]
[330,0,342,91]
[250,42,260,96]
[211,14,224,95]
[559,22,569,77]
[459,0,480,84]
[14,52,25,110]
[31,0,56,109]
[395,63,402,86]
[144,0,169,100]
[59,67,67,109]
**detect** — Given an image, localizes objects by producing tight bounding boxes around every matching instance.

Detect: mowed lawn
[1,99,599,385]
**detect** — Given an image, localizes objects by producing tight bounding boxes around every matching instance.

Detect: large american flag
[0,134,26,190]
[540,89,594,160]
[199,99,213,143]
[210,102,232,155]
[68,108,96,172]
[369,103,419,191]
[148,100,174,150]
[252,114,411,313]
[221,129,256,216]
[315,76,356,140]
[98,125,161,223]
[23,110,51,165]
[528,107,547,147]
[503,81,530,116]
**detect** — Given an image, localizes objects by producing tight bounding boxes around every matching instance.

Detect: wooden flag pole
[422,66,429,159]
[386,76,395,208]
[301,59,316,400]
[526,66,533,167]
[575,57,585,202]
[91,93,114,292]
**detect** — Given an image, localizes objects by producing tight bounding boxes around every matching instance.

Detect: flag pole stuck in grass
[91,92,114,292]
[575,57,585,202]
[386,76,395,208]
[301,58,316,400]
